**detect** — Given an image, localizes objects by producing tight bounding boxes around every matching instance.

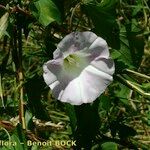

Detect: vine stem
[18,71,26,129]
[124,69,150,80]
[116,75,150,97]
[0,74,5,108]
[16,1,26,129]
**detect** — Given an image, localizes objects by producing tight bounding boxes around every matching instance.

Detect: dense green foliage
[0,0,150,149]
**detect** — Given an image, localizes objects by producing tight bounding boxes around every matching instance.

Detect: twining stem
[17,19,26,129]
[11,2,26,129]
[124,69,150,80]
[0,74,5,108]
[18,71,26,129]
[116,75,150,97]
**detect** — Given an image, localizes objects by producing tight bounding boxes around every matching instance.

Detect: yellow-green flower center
[64,55,79,66]
[63,53,87,76]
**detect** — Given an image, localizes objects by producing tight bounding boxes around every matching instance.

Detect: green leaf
[119,27,134,68]
[82,0,120,49]
[110,49,121,59]
[112,26,134,69]
[2,124,28,150]
[65,104,77,134]
[115,19,144,69]
[31,0,61,26]
[101,142,118,150]
[125,20,144,68]
[132,5,143,16]
[31,145,39,150]
[114,83,130,105]
[142,82,150,90]
[11,124,28,150]
[25,110,33,129]
[0,12,9,39]
[11,134,24,150]
[99,95,112,111]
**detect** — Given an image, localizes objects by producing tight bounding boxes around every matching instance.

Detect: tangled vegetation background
[0,0,150,149]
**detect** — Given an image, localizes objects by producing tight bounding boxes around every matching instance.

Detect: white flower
[43,31,115,105]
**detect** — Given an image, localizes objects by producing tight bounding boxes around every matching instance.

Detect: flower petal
[59,77,83,105]
[73,36,110,64]
[78,65,113,103]
[91,57,115,75]
[45,59,63,80]
[53,48,63,59]
[57,31,98,57]
[88,37,109,59]
[43,58,64,91]
[43,57,82,99]
[60,64,114,105]
[43,64,57,86]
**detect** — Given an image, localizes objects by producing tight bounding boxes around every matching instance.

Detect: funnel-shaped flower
[43,31,115,105]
